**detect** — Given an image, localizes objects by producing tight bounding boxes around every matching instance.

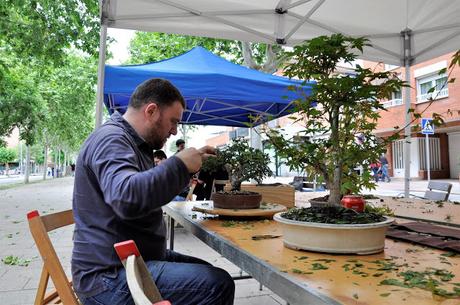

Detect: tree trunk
[24,145,31,183]
[231,179,242,192]
[43,144,48,180]
[63,150,67,176]
[328,105,342,206]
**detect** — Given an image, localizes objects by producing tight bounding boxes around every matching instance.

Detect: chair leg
[35,267,50,305]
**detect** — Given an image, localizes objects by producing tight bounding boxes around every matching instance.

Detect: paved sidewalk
[1,176,459,304]
[0,177,283,305]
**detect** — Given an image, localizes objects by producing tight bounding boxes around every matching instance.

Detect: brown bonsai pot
[212,191,262,209]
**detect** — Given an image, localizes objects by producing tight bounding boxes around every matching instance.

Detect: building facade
[205,52,460,180]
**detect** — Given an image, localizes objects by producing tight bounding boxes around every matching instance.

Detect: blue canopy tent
[104,47,313,127]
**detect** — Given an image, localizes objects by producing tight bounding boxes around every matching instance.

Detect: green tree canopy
[0,0,99,63]
[0,147,17,166]
[127,32,285,73]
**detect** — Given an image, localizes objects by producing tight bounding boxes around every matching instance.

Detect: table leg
[169,216,175,251]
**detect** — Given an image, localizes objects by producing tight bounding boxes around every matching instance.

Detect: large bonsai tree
[210,137,272,191]
[266,34,405,205]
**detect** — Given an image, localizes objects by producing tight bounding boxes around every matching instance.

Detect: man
[72,78,234,305]
[175,138,185,152]
[153,149,167,166]
[379,154,391,183]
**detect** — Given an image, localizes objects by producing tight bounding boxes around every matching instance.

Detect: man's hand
[176,146,216,173]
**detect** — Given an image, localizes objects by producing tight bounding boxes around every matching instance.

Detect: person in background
[72,78,234,305]
[370,161,381,182]
[379,154,391,182]
[153,150,167,166]
[175,139,185,153]
[174,139,190,200]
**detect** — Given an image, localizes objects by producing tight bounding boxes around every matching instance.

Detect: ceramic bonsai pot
[273,212,394,254]
[212,192,262,209]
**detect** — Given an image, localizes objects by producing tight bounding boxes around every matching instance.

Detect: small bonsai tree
[209,137,272,191]
[266,34,405,206]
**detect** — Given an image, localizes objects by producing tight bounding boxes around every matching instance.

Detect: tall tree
[0,147,17,176]
[0,0,99,63]
[127,32,285,73]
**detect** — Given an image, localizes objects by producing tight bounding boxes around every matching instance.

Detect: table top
[164,201,460,305]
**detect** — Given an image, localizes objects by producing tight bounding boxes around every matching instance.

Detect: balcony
[416,88,449,103]
[382,98,403,108]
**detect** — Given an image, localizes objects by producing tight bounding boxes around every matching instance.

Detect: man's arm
[91,135,190,220]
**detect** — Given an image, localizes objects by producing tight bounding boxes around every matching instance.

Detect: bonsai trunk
[328,105,342,206]
[231,179,242,191]
[328,166,342,205]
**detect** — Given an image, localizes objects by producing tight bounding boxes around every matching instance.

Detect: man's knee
[206,267,235,302]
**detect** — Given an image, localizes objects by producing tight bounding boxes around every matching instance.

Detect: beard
[146,116,167,149]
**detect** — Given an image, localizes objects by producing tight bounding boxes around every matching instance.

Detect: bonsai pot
[212,191,262,209]
[273,212,394,255]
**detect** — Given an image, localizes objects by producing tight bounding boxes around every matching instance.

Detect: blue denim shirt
[71,112,189,297]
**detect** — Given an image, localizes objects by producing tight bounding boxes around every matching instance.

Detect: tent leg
[402,30,412,198]
[95,21,108,129]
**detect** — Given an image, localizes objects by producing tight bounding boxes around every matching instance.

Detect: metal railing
[416,88,449,103]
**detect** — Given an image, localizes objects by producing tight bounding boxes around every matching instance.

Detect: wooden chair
[27,209,79,305]
[114,240,171,305]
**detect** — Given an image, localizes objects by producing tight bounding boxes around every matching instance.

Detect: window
[416,73,448,102]
[418,137,441,170]
[384,64,399,71]
[382,89,403,108]
[392,140,404,169]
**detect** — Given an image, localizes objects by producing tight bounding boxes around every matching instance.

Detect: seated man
[72,78,234,305]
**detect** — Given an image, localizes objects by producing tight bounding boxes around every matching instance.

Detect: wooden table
[164,201,460,305]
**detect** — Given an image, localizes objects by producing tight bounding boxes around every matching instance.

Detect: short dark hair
[129,78,185,109]
[175,139,185,147]
[153,150,167,160]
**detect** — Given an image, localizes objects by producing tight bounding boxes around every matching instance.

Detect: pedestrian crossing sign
[421,118,434,134]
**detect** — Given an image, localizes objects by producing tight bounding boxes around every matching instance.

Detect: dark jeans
[78,250,235,305]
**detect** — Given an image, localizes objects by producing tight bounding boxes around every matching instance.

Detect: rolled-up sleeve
[91,134,189,220]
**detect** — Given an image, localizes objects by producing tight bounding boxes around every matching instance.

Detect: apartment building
[365,52,460,180]
[205,52,460,180]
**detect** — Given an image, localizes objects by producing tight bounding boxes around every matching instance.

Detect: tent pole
[402,29,412,198]
[95,20,108,129]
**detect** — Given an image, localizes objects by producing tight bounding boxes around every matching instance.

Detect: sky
[106,28,228,155]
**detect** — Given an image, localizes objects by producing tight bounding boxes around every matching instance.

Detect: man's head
[124,78,185,149]
[153,150,167,166]
[175,139,185,152]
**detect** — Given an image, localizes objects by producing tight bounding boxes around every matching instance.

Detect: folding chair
[27,209,79,305]
[114,240,171,305]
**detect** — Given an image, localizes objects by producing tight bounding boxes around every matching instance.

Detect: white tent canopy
[97,0,460,196]
[101,0,460,65]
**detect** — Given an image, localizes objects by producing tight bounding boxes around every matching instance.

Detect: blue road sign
[421,118,434,135]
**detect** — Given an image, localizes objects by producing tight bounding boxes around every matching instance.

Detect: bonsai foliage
[214,138,271,191]
[266,34,405,205]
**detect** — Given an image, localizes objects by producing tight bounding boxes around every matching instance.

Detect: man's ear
[144,102,160,119]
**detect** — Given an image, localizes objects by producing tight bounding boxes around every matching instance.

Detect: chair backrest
[424,181,453,201]
[114,240,171,305]
[27,209,79,305]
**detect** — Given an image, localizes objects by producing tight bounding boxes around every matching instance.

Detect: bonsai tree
[266,34,405,206]
[210,137,272,192]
